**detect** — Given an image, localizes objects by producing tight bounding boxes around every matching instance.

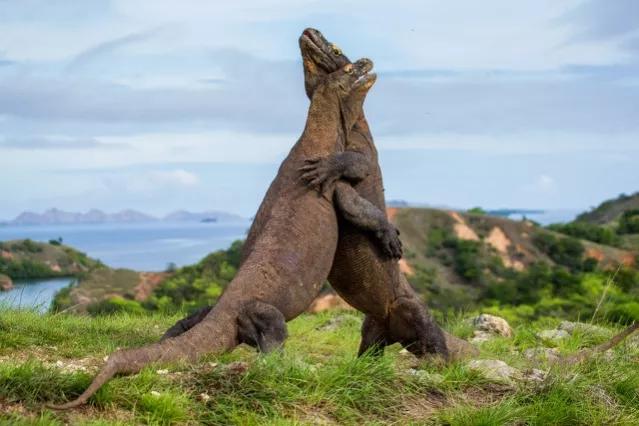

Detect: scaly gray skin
[48,59,382,409]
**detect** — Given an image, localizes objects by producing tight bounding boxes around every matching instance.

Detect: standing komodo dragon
[49,58,393,409]
[297,28,638,360]
[167,28,469,359]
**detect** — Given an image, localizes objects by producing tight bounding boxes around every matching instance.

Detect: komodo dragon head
[299,28,352,99]
[307,57,376,142]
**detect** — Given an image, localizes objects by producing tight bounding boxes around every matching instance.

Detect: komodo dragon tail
[560,321,639,365]
[47,308,237,409]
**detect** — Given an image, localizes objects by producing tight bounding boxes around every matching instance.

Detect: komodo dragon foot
[161,300,287,353]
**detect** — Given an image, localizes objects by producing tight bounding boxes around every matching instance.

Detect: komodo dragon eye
[331,44,342,55]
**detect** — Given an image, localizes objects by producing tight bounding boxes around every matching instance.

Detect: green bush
[548,222,620,246]
[533,232,585,271]
[145,240,244,312]
[87,296,145,316]
[607,301,639,323]
[618,209,639,234]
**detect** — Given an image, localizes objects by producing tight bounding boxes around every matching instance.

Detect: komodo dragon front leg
[300,151,402,259]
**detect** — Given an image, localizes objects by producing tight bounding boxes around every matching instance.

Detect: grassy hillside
[70,207,639,325]
[548,192,639,252]
[576,192,639,225]
[1,308,638,425]
[0,239,100,281]
[392,208,638,321]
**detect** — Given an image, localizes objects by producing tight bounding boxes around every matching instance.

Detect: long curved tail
[47,307,238,409]
[564,322,639,364]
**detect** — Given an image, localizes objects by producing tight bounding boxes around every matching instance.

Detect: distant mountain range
[2,208,246,226]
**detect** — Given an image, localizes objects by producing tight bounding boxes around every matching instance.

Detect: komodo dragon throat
[49,58,389,409]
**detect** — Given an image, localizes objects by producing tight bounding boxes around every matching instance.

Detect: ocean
[0,221,250,311]
[0,221,251,271]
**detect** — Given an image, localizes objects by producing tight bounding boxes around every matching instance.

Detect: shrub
[548,222,620,246]
[87,296,145,316]
[618,209,639,234]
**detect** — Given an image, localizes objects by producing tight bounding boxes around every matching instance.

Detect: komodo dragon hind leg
[388,297,449,360]
[160,305,213,341]
[237,300,288,353]
[358,315,389,357]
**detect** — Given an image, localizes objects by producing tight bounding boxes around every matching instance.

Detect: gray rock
[523,347,561,362]
[467,359,521,383]
[558,321,608,337]
[472,314,513,338]
[537,329,569,342]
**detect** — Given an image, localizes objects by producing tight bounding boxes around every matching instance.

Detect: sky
[0,0,638,219]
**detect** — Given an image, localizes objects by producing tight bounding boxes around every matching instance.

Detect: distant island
[3,208,246,226]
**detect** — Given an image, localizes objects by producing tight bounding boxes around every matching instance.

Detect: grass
[0,308,637,425]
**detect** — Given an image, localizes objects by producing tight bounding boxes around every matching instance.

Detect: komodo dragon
[166,28,468,359]
[49,58,389,409]
[297,28,638,360]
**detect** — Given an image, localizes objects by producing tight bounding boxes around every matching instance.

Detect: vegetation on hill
[548,192,639,252]
[576,192,639,225]
[68,206,638,326]
[0,307,637,425]
[0,240,100,281]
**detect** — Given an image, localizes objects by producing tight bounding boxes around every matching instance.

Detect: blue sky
[0,0,637,219]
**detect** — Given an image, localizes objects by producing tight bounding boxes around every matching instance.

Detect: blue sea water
[0,221,250,311]
[0,277,75,313]
[0,221,250,271]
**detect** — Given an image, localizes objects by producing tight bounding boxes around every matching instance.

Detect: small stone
[208,362,218,369]
[523,347,561,362]
[406,369,444,384]
[156,369,169,375]
[472,314,513,338]
[523,368,547,382]
[199,393,211,402]
[537,329,569,342]
[227,361,249,374]
[150,391,161,397]
[55,360,64,368]
[558,321,608,337]
[399,348,410,355]
[470,330,493,344]
[467,359,521,383]
[103,356,109,362]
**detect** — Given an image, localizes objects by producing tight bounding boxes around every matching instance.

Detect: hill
[576,192,639,225]
[0,239,100,282]
[549,192,639,252]
[0,308,638,424]
[391,208,637,316]
[6,208,246,226]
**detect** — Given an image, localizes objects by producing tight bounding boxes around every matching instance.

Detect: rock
[156,369,169,375]
[467,359,521,383]
[537,329,569,342]
[445,332,480,359]
[406,369,444,384]
[558,321,608,337]
[472,314,513,338]
[470,331,493,344]
[0,274,13,291]
[523,347,561,363]
[523,368,547,382]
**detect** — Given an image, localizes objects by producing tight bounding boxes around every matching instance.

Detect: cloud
[0,136,128,150]
[560,0,639,42]
[523,174,557,194]
[100,168,200,195]
[66,27,165,71]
